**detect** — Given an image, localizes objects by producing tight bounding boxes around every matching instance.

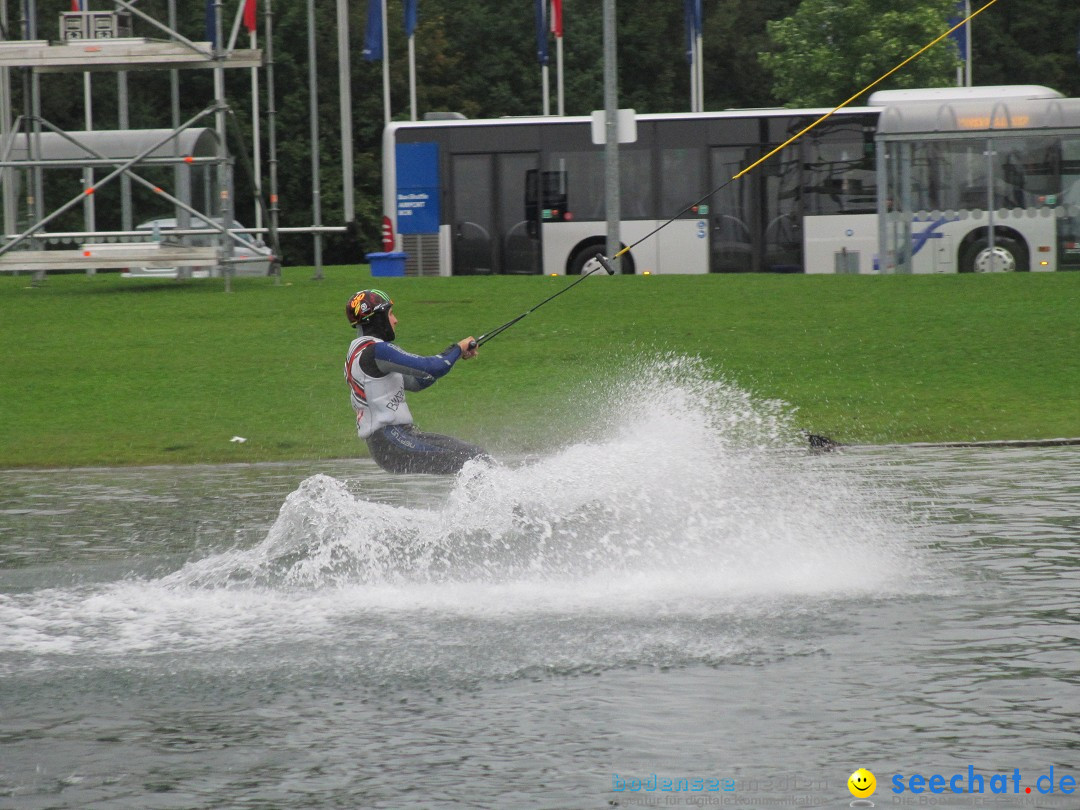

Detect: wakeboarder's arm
[365,341,466,391]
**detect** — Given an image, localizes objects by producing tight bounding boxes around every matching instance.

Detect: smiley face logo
[848,768,876,798]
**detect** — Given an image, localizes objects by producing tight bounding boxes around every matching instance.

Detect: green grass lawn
[1,267,1077,468]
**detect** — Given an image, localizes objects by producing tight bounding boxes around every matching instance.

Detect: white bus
[381,85,1080,276]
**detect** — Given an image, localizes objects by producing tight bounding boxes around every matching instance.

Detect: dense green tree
[968,0,1080,98]
[703,0,800,108]
[759,0,961,106]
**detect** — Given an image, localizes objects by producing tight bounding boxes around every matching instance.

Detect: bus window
[525,169,569,229]
[619,146,654,219]
[802,121,876,215]
[546,151,603,221]
[998,136,1061,205]
[660,147,704,218]
[544,148,654,221]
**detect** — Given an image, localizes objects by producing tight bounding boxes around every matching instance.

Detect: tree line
[11,0,1080,265]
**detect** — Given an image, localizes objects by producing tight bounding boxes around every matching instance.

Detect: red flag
[243,0,257,34]
[551,0,562,37]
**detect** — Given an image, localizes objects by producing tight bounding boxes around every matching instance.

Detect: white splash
[0,355,931,667]
[170,355,924,598]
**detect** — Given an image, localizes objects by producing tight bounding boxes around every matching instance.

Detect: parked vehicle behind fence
[123,218,272,279]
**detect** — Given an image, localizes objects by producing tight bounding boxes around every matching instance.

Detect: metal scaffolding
[0,0,294,288]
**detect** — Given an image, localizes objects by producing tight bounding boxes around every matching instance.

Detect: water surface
[2,363,1077,808]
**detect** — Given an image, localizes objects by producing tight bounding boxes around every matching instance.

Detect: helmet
[346,289,395,340]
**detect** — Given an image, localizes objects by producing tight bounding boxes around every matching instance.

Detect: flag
[535,0,548,65]
[243,0,257,34]
[205,0,217,47]
[947,2,968,57]
[683,0,702,63]
[363,0,383,61]
[551,0,562,38]
[404,0,418,38]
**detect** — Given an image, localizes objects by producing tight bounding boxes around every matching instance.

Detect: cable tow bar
[469,253,616,350]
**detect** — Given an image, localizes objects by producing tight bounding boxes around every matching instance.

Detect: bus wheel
[568,245,635,275]
[960,236,1028,273]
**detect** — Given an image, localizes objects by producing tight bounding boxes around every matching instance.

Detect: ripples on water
[0,356,1076,808]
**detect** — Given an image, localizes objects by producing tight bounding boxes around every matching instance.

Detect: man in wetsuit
[344,289,489,474]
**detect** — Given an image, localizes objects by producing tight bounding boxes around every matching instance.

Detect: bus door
[451,153,543,274]
[760,146,803,273]
[709,147,757,272]
[1058,138,1080,270]
[450,154,494,274]
[709,144,803,273]
[450,154,496,274]
[498,152,542,274]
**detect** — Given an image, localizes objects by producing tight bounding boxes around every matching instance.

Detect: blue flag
[535,0,548,65]
[947,2,968,57]
[684,0,702,63]
[205,0,217,48]
[363,0,383,61]
[404,0,418,38]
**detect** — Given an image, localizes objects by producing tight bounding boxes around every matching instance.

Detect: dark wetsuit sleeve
[370,342,462,391]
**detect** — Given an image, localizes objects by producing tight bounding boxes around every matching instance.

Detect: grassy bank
[1,268,1077,468]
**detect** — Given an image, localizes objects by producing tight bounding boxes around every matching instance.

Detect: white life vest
[344,336,414,439]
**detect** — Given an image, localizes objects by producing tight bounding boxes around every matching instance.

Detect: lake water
[1,363,1077,809]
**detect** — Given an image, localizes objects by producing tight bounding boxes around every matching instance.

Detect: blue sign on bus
[396,142,440,234]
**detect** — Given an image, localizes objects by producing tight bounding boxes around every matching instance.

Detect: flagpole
[695,29,704,110]
[542,64,550,115]
[381,0,390,124]
[77,0,93,235]
[306,0,324,279]
[226,0,245,50]
[536,0,549,115]
[553,0,564,115]
[409,34,417,121]
[964,0,972,86]
[405,0,418,121]
[264,0,282,273]
[82,71,95,236]
[556,35,564,116]
[335,0,355,221]
[250,25,262,231]
[689,53,696,112]
[686,0,696,111]
[603,0,620,269]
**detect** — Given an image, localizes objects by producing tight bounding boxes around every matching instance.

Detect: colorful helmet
[346,289,395,340]
[346,289,393,327]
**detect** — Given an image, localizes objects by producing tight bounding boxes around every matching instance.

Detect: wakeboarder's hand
[459,337,478,359]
